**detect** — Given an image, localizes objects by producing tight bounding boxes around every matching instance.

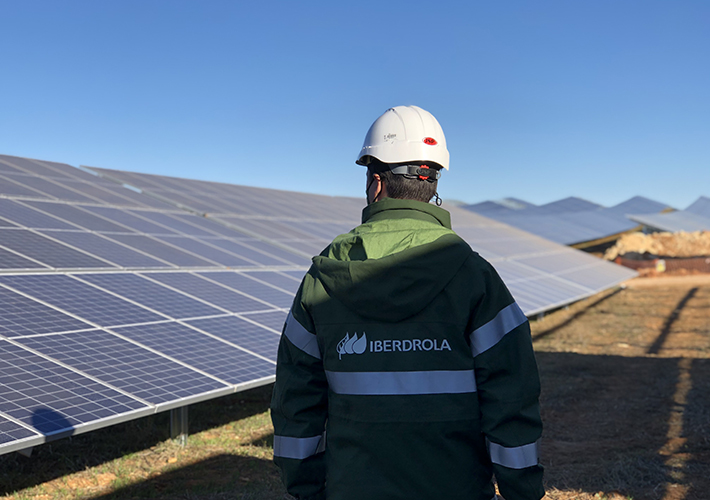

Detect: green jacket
[271,198,544,500]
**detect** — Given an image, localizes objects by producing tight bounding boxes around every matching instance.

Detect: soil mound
[604,231,710,260]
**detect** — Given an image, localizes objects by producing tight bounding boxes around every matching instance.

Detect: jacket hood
[312,199,471,322]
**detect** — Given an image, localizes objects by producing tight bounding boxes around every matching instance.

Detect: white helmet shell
[356,105,449,170]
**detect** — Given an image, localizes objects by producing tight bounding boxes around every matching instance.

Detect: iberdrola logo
[336,333,367,360]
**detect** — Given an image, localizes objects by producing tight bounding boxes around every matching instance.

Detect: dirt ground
[532,274,710,500]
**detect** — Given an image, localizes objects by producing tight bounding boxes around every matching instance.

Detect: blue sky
[1,1,708,210]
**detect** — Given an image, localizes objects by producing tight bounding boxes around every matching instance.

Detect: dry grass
[532,275,710,500]
[2,275,709,500]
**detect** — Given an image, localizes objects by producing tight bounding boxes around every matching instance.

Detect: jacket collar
[361,198,452,229]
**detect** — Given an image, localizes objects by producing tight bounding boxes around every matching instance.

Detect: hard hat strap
[388,164,441,182]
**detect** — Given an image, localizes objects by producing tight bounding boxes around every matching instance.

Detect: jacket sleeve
[468,259,545,500]
[271,278,328,500]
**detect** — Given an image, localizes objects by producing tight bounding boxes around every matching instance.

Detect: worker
[271,105,544,500]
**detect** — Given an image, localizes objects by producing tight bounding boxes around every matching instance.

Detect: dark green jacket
[271,198,544,500]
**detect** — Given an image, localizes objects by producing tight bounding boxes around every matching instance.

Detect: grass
[2,275,709,500]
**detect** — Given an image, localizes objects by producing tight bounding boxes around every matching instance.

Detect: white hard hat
[356,105,449,171]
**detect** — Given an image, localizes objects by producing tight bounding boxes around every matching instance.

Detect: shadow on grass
[87,453,284,500]
[0,384,274,496]
[647,287,699,354]
[532,287,625,343]
[537,352,710,500]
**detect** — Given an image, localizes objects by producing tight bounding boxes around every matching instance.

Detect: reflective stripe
[273,432,326,459]
[487,438,540,469]
[470,302,527,357]
[283,311,321,359]
[325,369,477,395]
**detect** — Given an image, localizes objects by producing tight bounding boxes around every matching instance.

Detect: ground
[1,274,709,500]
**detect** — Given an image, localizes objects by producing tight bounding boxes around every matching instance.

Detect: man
[271,105,544,500]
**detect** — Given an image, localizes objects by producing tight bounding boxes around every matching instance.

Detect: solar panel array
[0,153,638,456]
[463,195,671,246]
[0,154,308,455]
[628,196,710,232]
[90,167,637,316]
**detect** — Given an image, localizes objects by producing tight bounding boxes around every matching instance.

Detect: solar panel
[684,196,710,218]
[0,158,26,174]
[23,201,133,233]
[152,236,257,267]
[206,238,301,266]
[0,154,320,456]
[0,155,77,180]
[76,273,225,320]
[0,415,38,446]
[0,274,166,327]
[143,272,278,313]
[0,248,45,270]
[38,231,169,268]
[245,271,302,294]
[628,211,710,233]
[83,206,181,234]
[15,331,227,404]
[0,199,77,230]
[110,322,276,384]
[198,272,295,309]
[102,234,217,267]
[0,229,113,269]
[0,175,48,198]
[0,341,146,432]
[186,316,281,361]
[462,195,671,246]
[6,176,98,203]
[0,286,93,337]
[240,310,289,333]
[131,211,218,237]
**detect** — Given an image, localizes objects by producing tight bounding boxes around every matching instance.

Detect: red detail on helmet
[423,137,437,146]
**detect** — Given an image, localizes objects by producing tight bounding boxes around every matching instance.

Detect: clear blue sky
[1,1,708,210]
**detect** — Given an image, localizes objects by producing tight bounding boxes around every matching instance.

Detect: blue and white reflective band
[470,302,527,357]
[325,369,477,396]
[283,311,321,359]
[273,432,326,459]
[486,438,540,469]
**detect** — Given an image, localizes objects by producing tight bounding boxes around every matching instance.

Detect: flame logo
[337,332,367,359]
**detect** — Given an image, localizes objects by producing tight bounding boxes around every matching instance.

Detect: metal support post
[170,406,188,447]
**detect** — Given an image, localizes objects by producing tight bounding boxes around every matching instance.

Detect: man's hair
[367,160,438,203]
